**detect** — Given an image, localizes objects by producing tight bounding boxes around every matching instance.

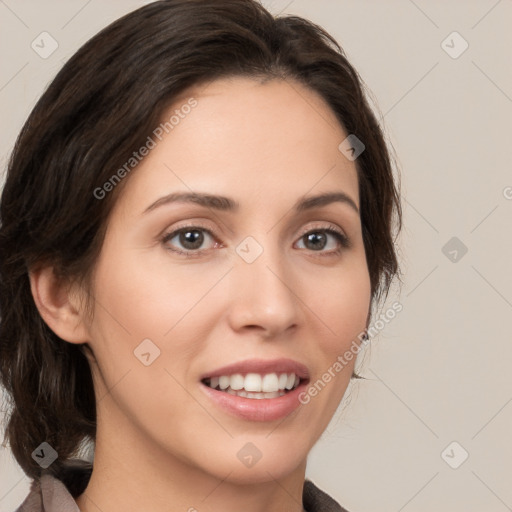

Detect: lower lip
[200,381,308,422]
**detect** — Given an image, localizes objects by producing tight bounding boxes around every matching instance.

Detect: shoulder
[303,479,353,512]
[13,478,42,512]
[13,459,92,512]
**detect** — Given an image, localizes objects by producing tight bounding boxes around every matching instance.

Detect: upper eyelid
[163,220,346,235]
[162,221,348,246]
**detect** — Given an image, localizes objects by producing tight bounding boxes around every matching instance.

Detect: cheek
[84,249,205,433]
[312,257,371,346]
[303,256,370,408]
[86,244,229,390]
[303,263,370,407]
[91,243,215,339]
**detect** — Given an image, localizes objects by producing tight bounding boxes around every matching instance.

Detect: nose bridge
[228,232,299,333]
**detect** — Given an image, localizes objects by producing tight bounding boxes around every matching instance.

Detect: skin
[30,76,371,512]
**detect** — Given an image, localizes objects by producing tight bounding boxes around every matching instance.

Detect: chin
[188,434,311,485]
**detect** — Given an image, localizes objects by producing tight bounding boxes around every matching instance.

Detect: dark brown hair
[0,0,402,481]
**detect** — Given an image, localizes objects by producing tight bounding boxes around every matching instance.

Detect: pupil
[306,232,326,250]
[181,230,203,249]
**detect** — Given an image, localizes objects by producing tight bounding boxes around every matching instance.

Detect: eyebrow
[143,190,359,215]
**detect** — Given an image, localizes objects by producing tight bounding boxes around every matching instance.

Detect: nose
[226,241,300,339]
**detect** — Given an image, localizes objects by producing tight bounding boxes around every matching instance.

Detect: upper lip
[200,358,310,381]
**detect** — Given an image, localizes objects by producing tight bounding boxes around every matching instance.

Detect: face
[80,76,371,483]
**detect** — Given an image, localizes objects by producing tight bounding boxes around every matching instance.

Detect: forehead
[113,76,359,215]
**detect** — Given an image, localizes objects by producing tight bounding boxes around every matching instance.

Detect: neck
[75,409,308,512]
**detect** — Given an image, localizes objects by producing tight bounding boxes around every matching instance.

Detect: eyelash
[161,222,351,259]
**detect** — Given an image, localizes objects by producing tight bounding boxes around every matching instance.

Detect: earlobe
[28,265,90,344]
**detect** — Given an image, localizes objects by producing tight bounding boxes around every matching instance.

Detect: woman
[0,1,402,511]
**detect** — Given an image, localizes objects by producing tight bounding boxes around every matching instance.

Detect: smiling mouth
[201,372,303,399]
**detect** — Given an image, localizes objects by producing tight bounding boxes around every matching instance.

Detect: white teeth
[285,373,295,390]
[206,371,301,396]
[219,375,230,390]
[262,373,279,392]
[244,373,262,392]
[230,373,244,391]
[226,389,286,399]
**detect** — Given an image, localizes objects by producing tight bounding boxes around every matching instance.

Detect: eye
[161,224,220,258]
[161,223,350,258]
[295,225,351,256]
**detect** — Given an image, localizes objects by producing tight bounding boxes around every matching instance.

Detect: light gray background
[1,1,511,511]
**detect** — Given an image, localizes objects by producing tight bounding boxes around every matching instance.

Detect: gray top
[14,459,350,512]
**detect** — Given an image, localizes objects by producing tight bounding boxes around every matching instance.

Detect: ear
[29,265,90,344]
